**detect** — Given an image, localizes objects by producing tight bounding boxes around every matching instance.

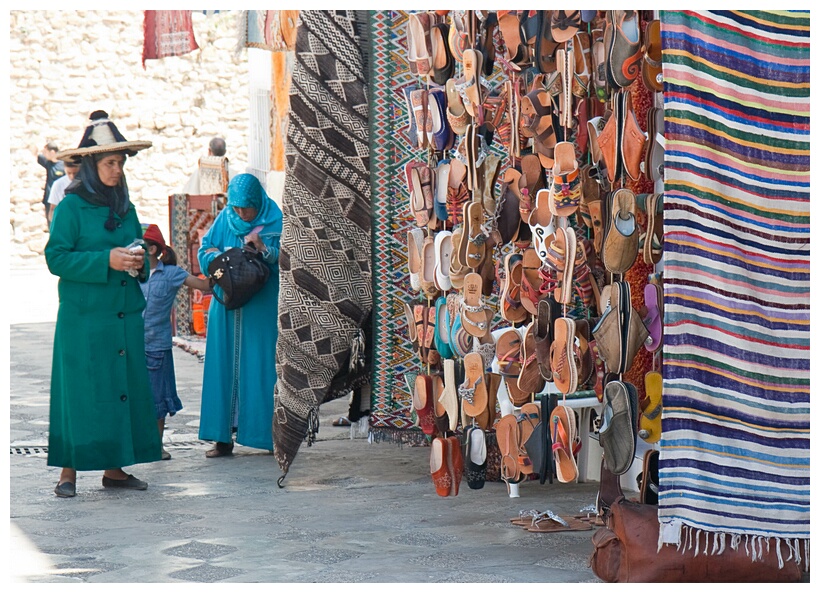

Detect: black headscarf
[65,152,131,231]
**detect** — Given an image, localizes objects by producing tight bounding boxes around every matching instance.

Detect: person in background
[140,224,210,460]
[197,173,282,458]
[37,141,66,228]
[46,156,81,225]
[45,110,161,497]
[182,136,238,195]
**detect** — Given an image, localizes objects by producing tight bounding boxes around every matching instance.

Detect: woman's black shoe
[101,474,148,490]
[54,481,76,498]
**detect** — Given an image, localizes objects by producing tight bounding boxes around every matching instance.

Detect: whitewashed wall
[8,10,252,264]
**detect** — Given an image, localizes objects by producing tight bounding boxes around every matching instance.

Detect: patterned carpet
[657,10,809,565]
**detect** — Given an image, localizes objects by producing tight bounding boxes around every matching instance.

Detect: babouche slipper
[102,474,148,490]
[54,481,76,498]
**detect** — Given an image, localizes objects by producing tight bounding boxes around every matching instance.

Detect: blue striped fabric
[658,10,809,567]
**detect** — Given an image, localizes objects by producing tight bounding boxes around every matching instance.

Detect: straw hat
[56,110,152,160]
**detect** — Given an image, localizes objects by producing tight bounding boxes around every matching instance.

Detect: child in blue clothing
[141,224,210,460]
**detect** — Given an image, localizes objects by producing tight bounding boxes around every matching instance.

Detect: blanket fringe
[305,407,320,447]
[664,525,808,571]
[368,427,430,447]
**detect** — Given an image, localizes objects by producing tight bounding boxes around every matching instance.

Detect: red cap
[143,224,167,253]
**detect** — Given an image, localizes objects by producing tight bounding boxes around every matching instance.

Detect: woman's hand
[109,247,144,272]
[245,232,267,253]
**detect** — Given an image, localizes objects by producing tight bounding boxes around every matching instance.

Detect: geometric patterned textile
[143,10,198,68]
[273,10,372,478]
[657,11,810,566]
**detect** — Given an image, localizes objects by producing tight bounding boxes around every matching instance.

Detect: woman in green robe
[45,110,161,498]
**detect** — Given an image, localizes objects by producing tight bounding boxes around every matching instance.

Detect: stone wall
[8,10,251,265]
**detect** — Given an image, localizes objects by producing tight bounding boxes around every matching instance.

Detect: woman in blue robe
[198,174,282,457]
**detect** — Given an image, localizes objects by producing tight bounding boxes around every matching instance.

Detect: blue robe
[197,210,281,450]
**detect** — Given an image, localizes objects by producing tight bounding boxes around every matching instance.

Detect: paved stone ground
[9,320,603,583]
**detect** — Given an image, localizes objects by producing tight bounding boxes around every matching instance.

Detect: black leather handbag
[207,244,270,311]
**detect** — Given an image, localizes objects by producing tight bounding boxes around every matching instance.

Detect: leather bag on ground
[590,462,803,582]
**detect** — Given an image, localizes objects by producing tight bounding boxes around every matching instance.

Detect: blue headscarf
[225,173,283,237]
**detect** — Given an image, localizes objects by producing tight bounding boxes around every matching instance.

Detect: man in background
[182,136,237,195]
[37,142,66,229]
[46,156,81,225]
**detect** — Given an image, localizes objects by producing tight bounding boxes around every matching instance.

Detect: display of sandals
[399,10,665,503]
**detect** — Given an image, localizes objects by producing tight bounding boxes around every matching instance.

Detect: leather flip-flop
[495,328,523,378]
[500,253,528,324]
[642,19,663,93]
[520,248,543,316]
[550,405,579,483]
[475,372,500,430]
[535,10,559,75]
[643,282,663,353]
[520,91,556,169]
[645,108,665,184]
[546,227,577,304]
[550,316,578,395]
[461,272,491,338]
[497,10,526,64]
[465,200,487,270]
[461,352,488,419]
[496,413,523,484]
[517,322,546,394]
[639,449,660,505]
[534,297,559,380]
[639,371,663,444]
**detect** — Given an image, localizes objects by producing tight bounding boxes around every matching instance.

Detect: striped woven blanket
[659,10,809,569]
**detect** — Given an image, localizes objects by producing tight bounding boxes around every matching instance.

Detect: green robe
[45,193,161,470]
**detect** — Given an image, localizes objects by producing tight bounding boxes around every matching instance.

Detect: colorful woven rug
[658,10,809,567]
